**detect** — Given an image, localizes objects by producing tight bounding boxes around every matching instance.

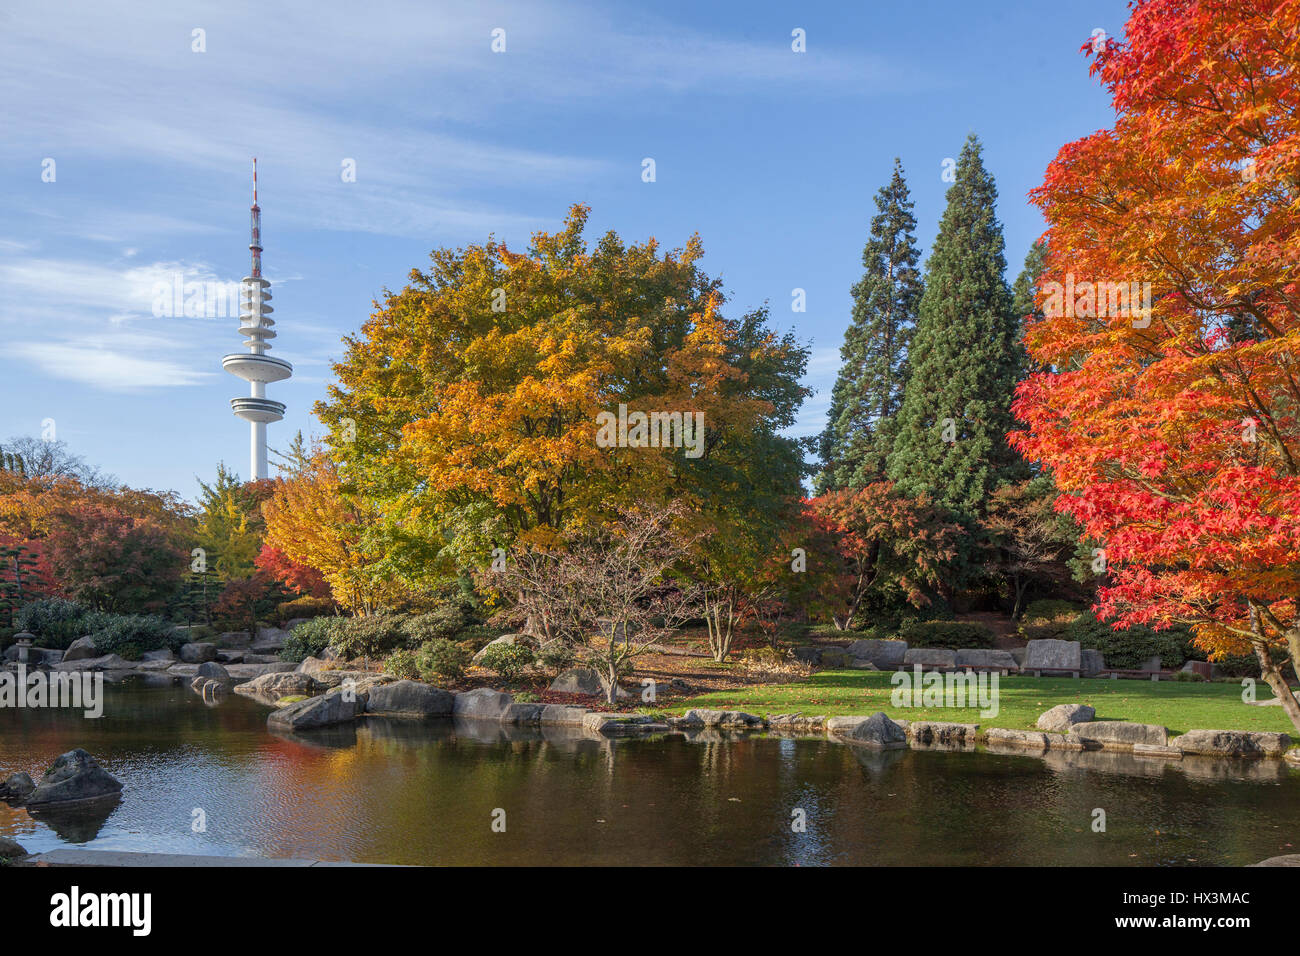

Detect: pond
[1,680,1297,866]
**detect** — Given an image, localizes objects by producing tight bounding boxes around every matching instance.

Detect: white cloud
[11,342,217,389]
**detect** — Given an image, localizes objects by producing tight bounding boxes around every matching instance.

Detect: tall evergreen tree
[885,135,1026,518]
[815,159,923,493]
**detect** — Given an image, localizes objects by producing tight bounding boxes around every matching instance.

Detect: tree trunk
[1252,641,1300,733]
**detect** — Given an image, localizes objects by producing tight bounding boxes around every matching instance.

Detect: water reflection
[0,680,1297,865]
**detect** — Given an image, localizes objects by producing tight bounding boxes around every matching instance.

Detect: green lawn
[660,669,1297,737]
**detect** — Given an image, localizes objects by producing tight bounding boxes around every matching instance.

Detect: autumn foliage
[1011,0,1300,721]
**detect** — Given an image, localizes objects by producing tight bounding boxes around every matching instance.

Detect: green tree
[886,135,1026,518]
[194,464,263,581]
[817,159,923,493]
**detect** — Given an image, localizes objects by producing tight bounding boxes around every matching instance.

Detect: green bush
[276,595,335,624]
[537,640,576,677]
[896,620,995,649]
[279,616,346,663]
[1017,599,1084,641]
[332,615,409,660]
[383,647,421,680]
[455,624,506,652]
[15,598,89,650]
[477,641,536,681]
[83,613,181,657]
[416,638,471,682]
[1064,613,1192,670]
[399,606,470,646]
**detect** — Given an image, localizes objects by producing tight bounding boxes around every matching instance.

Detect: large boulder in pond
[0,771,35,805]
[267,688,362,731]
[26,750,123,807]
[365,680,455,717]
[180,642,218,663]
[453,688,514,720]
[828,712,908,749]
[234,670,325,700]
[1171,729,1291,758]
[195,661,232,685]
[61,637,97,663]
[1036,703,1095,734]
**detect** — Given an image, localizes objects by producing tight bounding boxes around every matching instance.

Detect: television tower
[222,159,291,481]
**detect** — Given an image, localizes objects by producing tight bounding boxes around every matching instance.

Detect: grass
[658,669,1297,737]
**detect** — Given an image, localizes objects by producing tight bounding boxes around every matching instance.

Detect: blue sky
[0,0,1129,499]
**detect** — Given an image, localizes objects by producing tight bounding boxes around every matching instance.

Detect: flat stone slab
[985,728,1050,750]
[1133,743,1183,759]
[767,714,826,732]
[454,688,514,720]
[581,712,669,737]
[954,649,1017,669]
[677,709,765,728]
[1171,729,1292,758]
[1023,639,1081,671]
[538,704,590,726]
[902,648,957,668]
[845,639,907,668]
[1070,720,1168,750]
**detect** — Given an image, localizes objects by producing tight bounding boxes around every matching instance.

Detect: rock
[453,688,515,720]
[1252,855,1300,866]
[233,671,325,700]
[767,713,826,732]
[678,709,765,729]
[0,771,35,804]
[61,637,97,662]
[52,654,133,672]
[1023,639,1082,672]
[195,661,232,684]
[581,712,668,737]
[267,689,362,730]
[1081,649,1105,677]
[539,704,590,726]
[0,836,28,859]
[902,648,957,668]
[140,648,175,662]
[470,634,530,664]
[954,648,1018,669]
[1171,729,1292,758]
[251,627,289,653]
[284,618,311,632]
[908,721,978,746]
[243,653,282,664]
[985,728,1050,750]
[225,661,297,680]
[1044,732,1085,751]
[548,667,605,696]
[818,648,852,668]
[1132,743,1182,758]
[215,649,246,664]
[1036,703,1096,733]
[502,702,545,725]
[216,631,252,649]
[1071,720,1168,750]
[365,680,455,717]
[829,712,908,748]
[791,646,822,665]
[180,642,218,664]
[1009,647,1027,667]
[26,749,123,807]
[846,639,908,668]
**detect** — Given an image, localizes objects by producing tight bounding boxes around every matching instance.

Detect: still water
[1,680,1297,866]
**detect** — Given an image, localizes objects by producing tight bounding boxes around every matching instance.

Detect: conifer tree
[885,135,1025,518]
[816,159,922,493]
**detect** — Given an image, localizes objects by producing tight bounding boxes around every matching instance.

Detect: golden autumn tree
[1011,0,1300,726]
[316,205,809,588]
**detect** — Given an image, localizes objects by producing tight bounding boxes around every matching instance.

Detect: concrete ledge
[23,849,403,867]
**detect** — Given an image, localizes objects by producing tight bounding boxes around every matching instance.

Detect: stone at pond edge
[1070,721,1168,750]
[196,661,232,684]
[0,836,28,859]
[365,680,455,717]
[827,712,907,749]
[985,728,1050,751]
[267,688,363,730]
[453,688,514,720]
[908,721,979,746]
[0,771,35,805]
[61,637,97,663]
[234,671,325,700]
[582,712,669,737]
[180,642,218,664]
[26,749,123,807]
[676,709,765,729]
[1036,703,1095,734]
[1171,729,1291,758]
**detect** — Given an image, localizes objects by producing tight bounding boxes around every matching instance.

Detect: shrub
[1173,669,1206,682]
[477,641,536,681]
[83,613,181,657]
[537,640,576,677]
[331,615,408,661]
[276,595,335,624]
[456,624,506,652]
[1017,599,1084,641]
[399,606,470,646]
[279,616,345,663]
[896,620,995,649]
[415,638,471,682]
[383,647,421,681]
[15,598,88,649]
[1064,613,1192,670]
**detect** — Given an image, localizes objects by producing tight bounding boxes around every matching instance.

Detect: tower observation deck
[222,159,291,481]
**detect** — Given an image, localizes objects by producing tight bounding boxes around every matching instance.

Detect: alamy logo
[0,665,103,718]
[890,665,1000,718]
[50,886,151,936]
[151,273,248,318]
[595,404,705,459]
